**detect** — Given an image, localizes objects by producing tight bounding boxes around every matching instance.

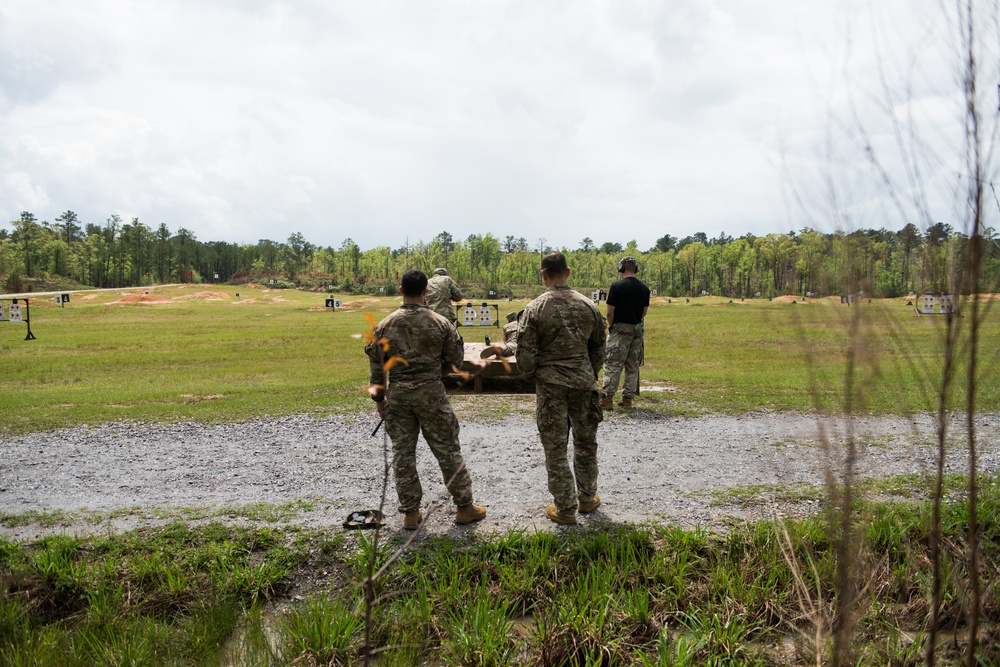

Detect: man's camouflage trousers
[535,381,603,513]
[384,383,474,513]
[602,321,643,400]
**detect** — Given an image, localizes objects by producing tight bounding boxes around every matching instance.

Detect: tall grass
[775,1,1000,663]
[0,522,309,665]
[3,487,996,664]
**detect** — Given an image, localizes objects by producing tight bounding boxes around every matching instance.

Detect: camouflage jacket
[366,304,464,401]
[502,320,519,344]
[517,285,606,389]
[425,275,463,321]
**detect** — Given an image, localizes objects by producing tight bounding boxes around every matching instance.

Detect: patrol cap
[433,267,448,276]
[506,311,518,323]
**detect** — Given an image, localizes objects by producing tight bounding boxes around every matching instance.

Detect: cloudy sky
[0,1,988,251]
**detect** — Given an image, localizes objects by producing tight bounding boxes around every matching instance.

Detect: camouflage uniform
[498,311,520,356]
[425,274,463,324]
[366,304,474,514]
[602,274,650,401]
[517,285,606,514]
[602,322,644,400]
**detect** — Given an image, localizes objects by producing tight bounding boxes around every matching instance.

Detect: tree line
[2,210,997,298]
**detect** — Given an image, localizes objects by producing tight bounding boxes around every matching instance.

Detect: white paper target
[463,305,478,326]
[921,295,936,314]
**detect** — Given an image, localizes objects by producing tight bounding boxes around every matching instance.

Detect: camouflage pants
[602,322,643,400]
[384,384,474,513]
[535,381,603,513]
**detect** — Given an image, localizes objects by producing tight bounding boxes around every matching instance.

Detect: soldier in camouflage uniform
[480,310,521,358]
[517,252,607,525]
[366,269,486,529]
[601,257,650,410]
[425,268,463,325]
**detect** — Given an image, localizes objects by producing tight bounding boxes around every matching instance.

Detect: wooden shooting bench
[455,342,519,393]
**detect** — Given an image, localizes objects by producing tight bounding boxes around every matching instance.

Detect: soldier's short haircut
[401,269,428,297]
[540,251,568,278]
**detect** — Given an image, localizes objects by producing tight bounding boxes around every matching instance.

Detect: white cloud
[3,171,50,211]
[0,0,992,250]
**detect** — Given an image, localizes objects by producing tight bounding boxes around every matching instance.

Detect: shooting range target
[463,304,478,326]
[921,294,936,314]
[478,303,492,326]
[8,303,22,323]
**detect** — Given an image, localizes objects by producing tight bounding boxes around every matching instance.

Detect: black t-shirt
[606,277,650,324]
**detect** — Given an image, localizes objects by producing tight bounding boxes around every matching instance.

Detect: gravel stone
[1,411,997,540]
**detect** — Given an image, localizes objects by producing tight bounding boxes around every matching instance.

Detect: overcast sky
[0,1,990,251]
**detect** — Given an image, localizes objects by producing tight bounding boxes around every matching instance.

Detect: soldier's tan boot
[600,396,614,411]
[402,509,423,530]
[578,493,601,513]
[545,506,577,525]
[455,503,486,525]
[619,397,633,409]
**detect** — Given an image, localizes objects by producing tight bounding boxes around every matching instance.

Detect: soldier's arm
[366,340,387,402]
[442,322,464,371]
[588,308,607,378]
[605,284,618,326]
[515,311,537,380]
[450,279,463,302]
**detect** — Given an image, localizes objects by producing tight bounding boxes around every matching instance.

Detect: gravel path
[2,410,998,541]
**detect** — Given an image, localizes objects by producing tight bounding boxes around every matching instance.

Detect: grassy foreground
[1,285,997,434]
[2,474,998,665]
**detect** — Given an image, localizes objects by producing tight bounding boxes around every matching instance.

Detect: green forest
[2,210,998,298]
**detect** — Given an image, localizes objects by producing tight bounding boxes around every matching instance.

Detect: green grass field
[1,285,996,435]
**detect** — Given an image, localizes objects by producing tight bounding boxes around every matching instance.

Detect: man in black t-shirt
[600,256,650,409]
